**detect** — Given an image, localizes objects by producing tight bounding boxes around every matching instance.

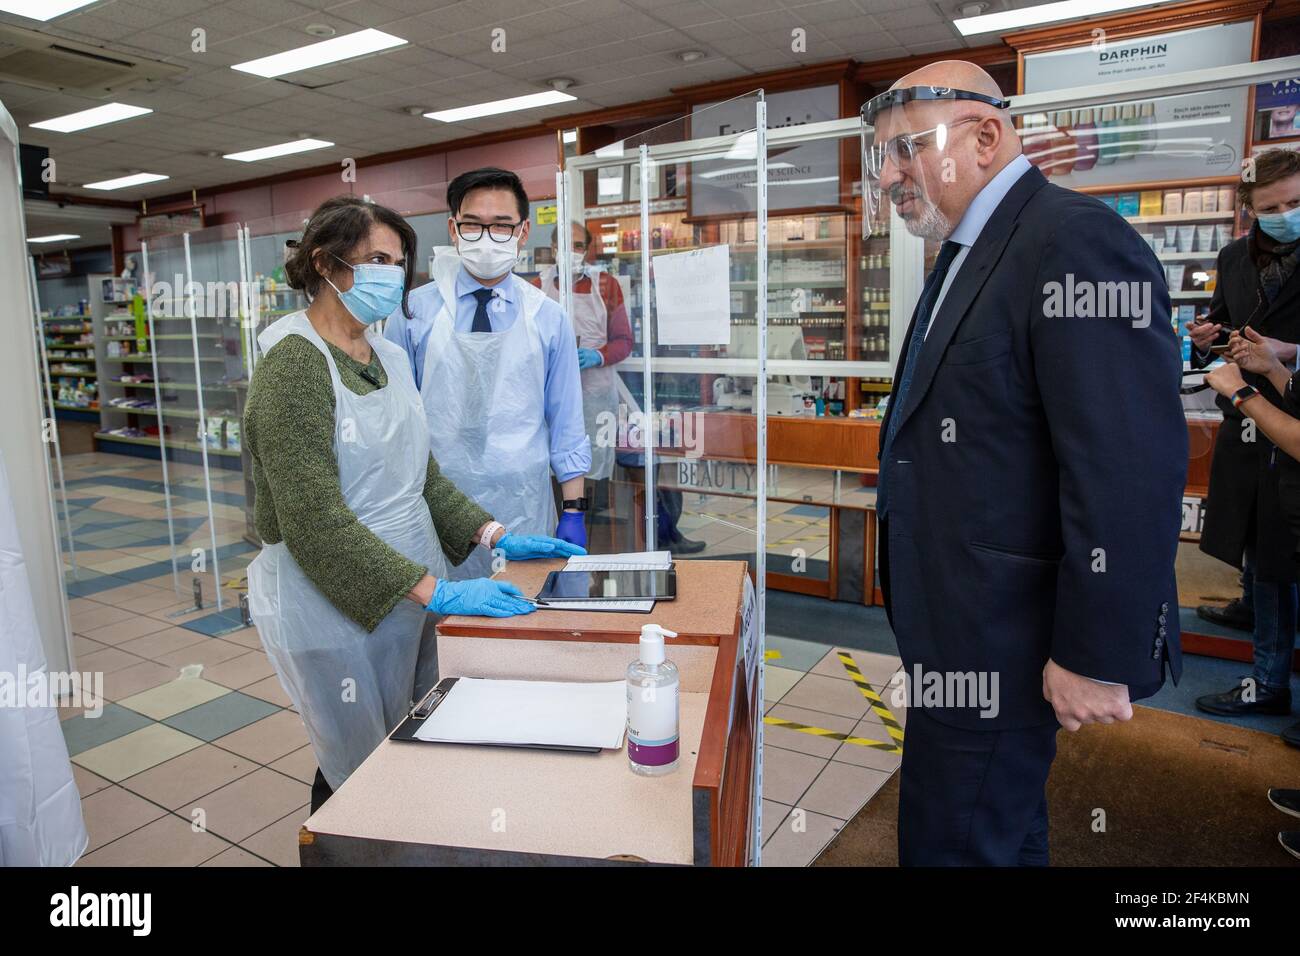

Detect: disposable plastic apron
[421,252,555,580]
[0,447,87,866]
[246,311,447,790]
[541,264,616,481]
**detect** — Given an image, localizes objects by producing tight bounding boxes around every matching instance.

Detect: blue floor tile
[162,691,279,741]
[783,504,831,518]
[180,609,248,637]
[61,702,155,756]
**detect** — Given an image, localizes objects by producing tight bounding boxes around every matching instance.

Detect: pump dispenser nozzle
[639,624,677,665]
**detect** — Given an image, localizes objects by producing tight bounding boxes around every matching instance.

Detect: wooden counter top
[437,558,748,646]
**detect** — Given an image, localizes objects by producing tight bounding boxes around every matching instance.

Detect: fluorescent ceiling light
[232,29,406,78]
[28,233,80,243]
[84,172,168,191]
[426,90,577,123]
[0,1,98,20]
[955,0,1167,36]
[31,103,152,133]
[224,138,334,162]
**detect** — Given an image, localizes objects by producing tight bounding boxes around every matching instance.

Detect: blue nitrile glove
[426,578,535,617]
[555,511,588,549]
[577,347,603,370]
[497,532,586,560]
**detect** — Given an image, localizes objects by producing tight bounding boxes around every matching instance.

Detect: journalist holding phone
[1185,148,1300,736]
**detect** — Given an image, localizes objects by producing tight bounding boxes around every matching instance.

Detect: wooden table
[298,558,757,866]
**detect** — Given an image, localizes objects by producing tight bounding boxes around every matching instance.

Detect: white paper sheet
[412,678,627,749]
[653,245,731,346]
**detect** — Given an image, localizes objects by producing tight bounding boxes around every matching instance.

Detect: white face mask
[457,230,520,280]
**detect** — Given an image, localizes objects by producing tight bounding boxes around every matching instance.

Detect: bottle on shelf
[1096,106,1119,166]
[1053,111,1076,176]
[1072,108,1098,172]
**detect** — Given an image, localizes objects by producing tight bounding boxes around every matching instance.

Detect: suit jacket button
[1158,626,1168,637]
[1161,602,1169,614]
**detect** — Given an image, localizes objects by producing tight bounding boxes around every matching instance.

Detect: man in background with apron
[385,167,592,577]
[535,222,633,546]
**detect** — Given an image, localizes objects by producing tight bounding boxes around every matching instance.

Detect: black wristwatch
[1231,384,1260,410]
[561,497,590,512]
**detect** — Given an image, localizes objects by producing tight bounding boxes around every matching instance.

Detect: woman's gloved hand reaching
[426,577,535,617]
[496,532,586,560]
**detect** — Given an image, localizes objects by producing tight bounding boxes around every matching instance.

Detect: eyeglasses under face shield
[860,86,1011,237]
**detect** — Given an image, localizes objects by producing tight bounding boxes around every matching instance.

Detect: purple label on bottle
[628,736,679,766]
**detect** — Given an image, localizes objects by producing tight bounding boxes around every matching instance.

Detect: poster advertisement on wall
[690,85,840,216]
[1254,75,1300,143]
[1021,21,1253,190]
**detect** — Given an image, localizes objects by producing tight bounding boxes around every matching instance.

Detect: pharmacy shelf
[94,431,241,457]
[1123,212,1234,224]
[102,405,209,420]
[103,380,238,392]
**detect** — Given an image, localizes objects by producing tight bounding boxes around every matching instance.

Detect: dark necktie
[470,287,494,333]
[877,239,963,517]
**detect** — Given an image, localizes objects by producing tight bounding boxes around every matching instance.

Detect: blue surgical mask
[1256,206,1300,244]
[324,255,405,325]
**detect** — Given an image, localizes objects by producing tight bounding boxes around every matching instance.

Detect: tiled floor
[758,637,903,866]
[55,450,892,867]
[57,451,309,867]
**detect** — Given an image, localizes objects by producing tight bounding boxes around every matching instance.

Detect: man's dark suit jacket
[878,163,1188,731]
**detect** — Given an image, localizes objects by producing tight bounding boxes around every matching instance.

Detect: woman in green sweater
[244,196,583,810]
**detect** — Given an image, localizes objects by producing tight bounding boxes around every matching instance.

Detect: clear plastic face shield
[861,86,1011,238]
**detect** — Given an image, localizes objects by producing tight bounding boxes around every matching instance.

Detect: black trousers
[311,768,333,814]
[898,707,1058,866]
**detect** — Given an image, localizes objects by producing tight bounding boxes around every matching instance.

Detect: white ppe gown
[0,448,87,866]
[246,312,448,790]
[420,250,556,580]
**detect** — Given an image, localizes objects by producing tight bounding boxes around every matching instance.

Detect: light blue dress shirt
[384,265,592,482]
[924,152,1032,339]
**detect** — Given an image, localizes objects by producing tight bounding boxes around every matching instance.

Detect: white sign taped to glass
[1021,21,1253,189]
[654,244,732,346]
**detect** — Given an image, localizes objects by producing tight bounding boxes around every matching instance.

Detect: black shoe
[1283,721,1300,749]
[668,536,707,555]
[1195,682,1292,716]
[1280,832,1300,861]
[1195,599,1255,632]
[1268,788,1300,818]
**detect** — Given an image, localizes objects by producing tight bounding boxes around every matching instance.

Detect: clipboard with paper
[391,676,627,753]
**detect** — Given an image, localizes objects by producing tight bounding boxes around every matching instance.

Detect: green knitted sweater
[243,332,491,632]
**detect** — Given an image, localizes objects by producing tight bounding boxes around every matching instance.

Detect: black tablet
[535,568,677,603]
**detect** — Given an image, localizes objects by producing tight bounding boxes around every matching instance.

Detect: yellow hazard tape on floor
[763,716,902,752]
[762,650,905,753]
[837,651,905,752]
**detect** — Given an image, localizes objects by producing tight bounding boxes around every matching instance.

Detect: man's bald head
[871,59,1020,240]
[891,61,1013,134]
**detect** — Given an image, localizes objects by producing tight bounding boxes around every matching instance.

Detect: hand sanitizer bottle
[627,624,679,776]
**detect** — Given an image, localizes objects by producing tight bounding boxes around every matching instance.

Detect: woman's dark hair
[284,195,418,319]
[446,167,530,220]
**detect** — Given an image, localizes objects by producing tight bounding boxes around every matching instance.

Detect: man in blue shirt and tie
[385,167,591,580]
